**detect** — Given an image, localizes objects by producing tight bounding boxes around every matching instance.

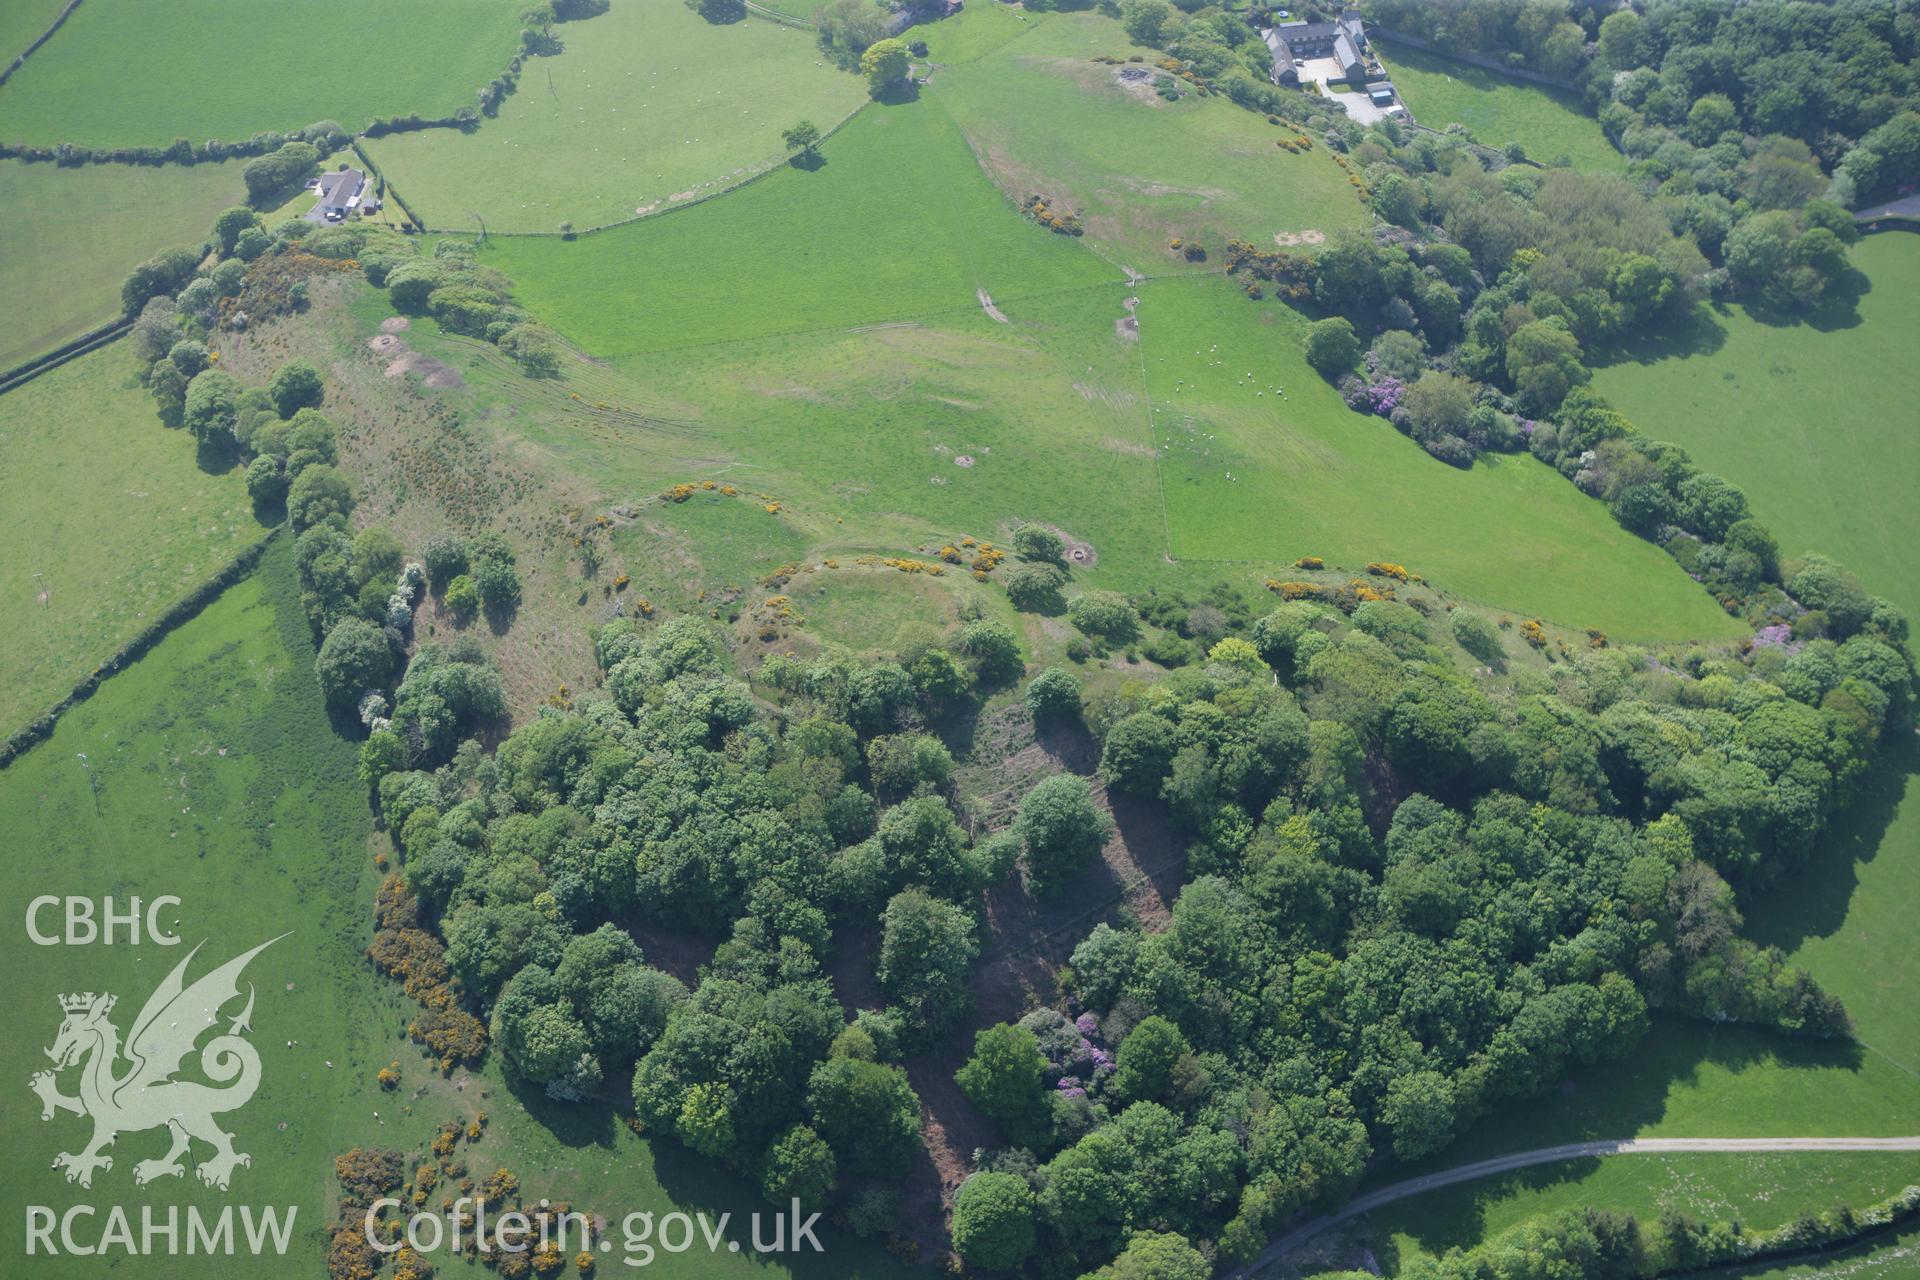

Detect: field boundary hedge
[0,525,283,769]
[743,0,815,30]
[349,138,425,232]
[0,0,84,89]
[406,99,872,238]
[0,314,131,395]
[1859,213,1920,235]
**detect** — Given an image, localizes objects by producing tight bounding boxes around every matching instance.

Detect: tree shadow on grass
[195,434,240,477]
[1382,1017,1867,1188]
[872,79,922,107]
[503,1071,623,1153]
[1742,733,1918,957]
[1368,1153,1611,1265]
[786,150,827,172]
[1590,302,1730,370]
[1743,264,1871,334]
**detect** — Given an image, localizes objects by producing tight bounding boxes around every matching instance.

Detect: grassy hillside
[0,340,262,734]
[469,94,1122,355]
[1373,37,1625,172]
[1137,277,1746,641]
[364,0,868,233]
[0,157,248,368]
[932,11,1369,271]
[1593,237,1920,623]
[0,0,523,147]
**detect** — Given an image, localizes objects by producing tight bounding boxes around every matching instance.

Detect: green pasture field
[1593,236,1920,624]
[1372,38,1625,172]
[0,541,395,1274]
[363,0,868,234]
[0,340,262,735]
[1135,277,1746,642]
[0,0,523,148]
[467,93,1122,355]
[932,11,1369,272]
[0,0,66,64]
[0,157,248,369]
[1370,1151,1920,1270]
[920,1,1054,66]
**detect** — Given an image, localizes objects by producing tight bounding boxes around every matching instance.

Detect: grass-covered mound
[363,0,868,233]
[0,0,524,148]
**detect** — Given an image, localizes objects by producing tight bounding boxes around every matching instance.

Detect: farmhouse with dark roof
[1264,7,1368,86]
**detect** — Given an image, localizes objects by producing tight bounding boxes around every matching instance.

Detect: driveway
[1293,55,1396,123]
[1325,89,1395,124]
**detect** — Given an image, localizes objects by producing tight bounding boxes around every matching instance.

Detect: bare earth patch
[953,454,975,468]
[1110,62,1166,107]
[1115,315,1139,341]
[976,288,1009,324]
[366,332,463,389]
[1275,229,1327,247]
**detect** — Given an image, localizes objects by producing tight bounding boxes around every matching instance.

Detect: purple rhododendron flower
[1367,377,1405,416]
[1754,624,1793,647]
[1075,1012,1100,1037]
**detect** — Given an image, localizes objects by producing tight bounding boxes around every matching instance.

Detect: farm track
[1233,1136,1920,1278]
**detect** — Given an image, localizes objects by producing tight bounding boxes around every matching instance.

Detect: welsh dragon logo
[29,936,284,1191]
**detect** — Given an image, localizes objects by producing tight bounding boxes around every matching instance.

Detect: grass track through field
[0,0,68,69]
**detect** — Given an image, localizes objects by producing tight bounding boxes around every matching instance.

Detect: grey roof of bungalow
[319,169,364,204]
